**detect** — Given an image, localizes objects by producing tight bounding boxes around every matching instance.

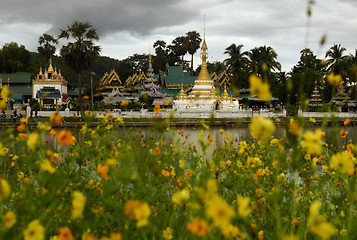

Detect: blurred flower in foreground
[186,217,210,236]
[249,116,275,140]
[300,129,324,155]
[71,191,86,219]
[57,130,75,145]
[58,227,73,240]
[249,74,272,101]
[330,151,355,174]
[308,200,336,239]
[24,219,44,240]
[162,227,173,240]
[2,211,16,229]
[326,72,342,88]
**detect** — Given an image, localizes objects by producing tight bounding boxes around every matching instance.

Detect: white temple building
[32,58,68,107]
[173,36,239,112]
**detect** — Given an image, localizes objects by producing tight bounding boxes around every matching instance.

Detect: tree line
[0,21,357,112]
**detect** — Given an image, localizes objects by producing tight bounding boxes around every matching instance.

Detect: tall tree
[248,46,281,77]
[0,42,34,74]
[186,31,202,76]
[223,44,248,89]
[153,40,168,72]
[59,21,101,115]
[169,36,188,66]
[325,44,348,74]
[37,33,58,66]
[289,48,325,105]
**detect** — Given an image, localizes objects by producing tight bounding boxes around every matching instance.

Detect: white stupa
[173,36,239,112]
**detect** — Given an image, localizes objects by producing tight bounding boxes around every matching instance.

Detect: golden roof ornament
[48,57,54,73]
[39,66,43,75]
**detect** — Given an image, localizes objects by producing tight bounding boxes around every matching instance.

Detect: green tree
[37,33,58,66]
[153,40,168,72]
[289,49,325,106]
[59,21,101,115]
[325,44,348,74]
[169,36,188,67]
[248,46,281,77]
[186,31,202,76]
[0,42,35,74]
[223,44,248,89]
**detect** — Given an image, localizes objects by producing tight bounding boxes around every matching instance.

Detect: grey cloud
[0,0,198,36]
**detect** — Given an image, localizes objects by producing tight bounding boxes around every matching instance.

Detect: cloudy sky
[0,0,356,72]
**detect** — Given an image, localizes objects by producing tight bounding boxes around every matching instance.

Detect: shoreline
[0,117,355,129]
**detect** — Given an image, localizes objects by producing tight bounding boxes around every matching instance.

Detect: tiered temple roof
[309,81,322,107]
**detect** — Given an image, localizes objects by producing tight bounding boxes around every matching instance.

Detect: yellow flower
[162,227,173,240]
[309,118,316,123]
[24,219,44,240]
[249,116,275,139]
[172,188,190,206]
[258,230,264,240]
[40,159,56,173]
[0,178,11,200]
[237,195,251,219]
[0,85,12,110]
[326,72,342,88]
[205,194,235,229]
[0,143,9,156]
[330,151,355,173]
[134,202,151,227]
[2,211,16,228]
[71,191,86,219]
[300,129,324,155]
[249,74,272,101]
[308,200,337,239]
[27,132,39,150]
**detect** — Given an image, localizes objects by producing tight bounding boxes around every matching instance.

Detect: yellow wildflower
[308,200,337,239]
[24,219,44,240]
[27,132,39,150]
[172,188,190,206]
[0,178,10,200]
[162,227,173,240]
[205,194,235,229]
[71,191,86,219]
[134,202,151,227]
[237,195,251,219]
[249,116,275,139]
[0,85,12,110]
[330,151,355,174]
[300,129,324,155]
[249,74,272,101]
[326,72,342,88]
[40,159,56,173]
[2,211,16,228]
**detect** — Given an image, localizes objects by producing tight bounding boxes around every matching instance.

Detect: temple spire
[196,15,210,81]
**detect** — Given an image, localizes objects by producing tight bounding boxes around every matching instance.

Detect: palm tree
[223,44,248,89]
[248,46,281,76]
[186,31,202,76]
[59,21,101,115]
[169,36,188,66]
[325,44,348,74]
[37,33,58,66]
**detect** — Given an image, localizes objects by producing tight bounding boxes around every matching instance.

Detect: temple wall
[32,109,287,118]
